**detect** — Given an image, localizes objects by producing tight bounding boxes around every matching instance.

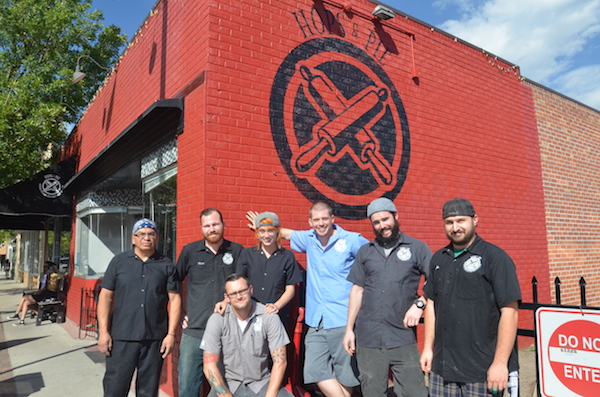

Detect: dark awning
[0,156,76,230]
[64,98,184,194]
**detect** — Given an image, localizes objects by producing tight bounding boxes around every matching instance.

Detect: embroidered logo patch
[463,255,482,273]
[253,316,263,332]
[222,253,234,266]
[334,239,347,252]
[396,247,412,261]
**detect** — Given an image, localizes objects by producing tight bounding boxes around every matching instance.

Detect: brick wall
[61,0,567,393]
[527,80,600,307]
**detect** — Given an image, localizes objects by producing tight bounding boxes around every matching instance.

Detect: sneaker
[7,313,19,320]
[12,320,24,326]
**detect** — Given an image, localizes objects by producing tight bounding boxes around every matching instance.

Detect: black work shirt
[347,233,431,349]
[236,246,303,328]
[102,250,179,341]
[424,235,521,383]
[176,239,244,338]
[236,246,303,304]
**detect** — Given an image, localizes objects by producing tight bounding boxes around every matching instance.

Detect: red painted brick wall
[527,80,600,307]
[62,0,563,393]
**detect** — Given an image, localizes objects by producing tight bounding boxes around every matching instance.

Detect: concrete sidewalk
[0,277,108,397]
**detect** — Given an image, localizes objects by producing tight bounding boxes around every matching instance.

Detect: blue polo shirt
[291,225,368,329]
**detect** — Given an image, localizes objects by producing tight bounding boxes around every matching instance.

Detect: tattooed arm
[203,351,233,397]
[265,345,288,397]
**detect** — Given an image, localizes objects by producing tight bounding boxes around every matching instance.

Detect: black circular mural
[270,37,410,219]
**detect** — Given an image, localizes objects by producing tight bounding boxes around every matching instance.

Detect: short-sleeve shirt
[291,225,368,329]
[176,239,244,338]
[347,233,431,349]
[424,235,521,383]
[101,250,179,341]
[201,302,290,394]
[236,246,303,305]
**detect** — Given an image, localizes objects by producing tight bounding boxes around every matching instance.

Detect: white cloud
[552,65,600,110]
[436,0,600,109]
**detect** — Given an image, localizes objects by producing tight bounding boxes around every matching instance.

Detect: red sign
[536,307,600,397]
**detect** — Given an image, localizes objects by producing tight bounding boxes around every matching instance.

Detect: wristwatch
[414,299,426,309]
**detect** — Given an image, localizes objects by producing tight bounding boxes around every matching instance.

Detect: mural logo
[39,174,63,199]
[270,38,410,219]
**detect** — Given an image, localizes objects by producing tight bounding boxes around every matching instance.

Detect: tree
[0,0,127,188]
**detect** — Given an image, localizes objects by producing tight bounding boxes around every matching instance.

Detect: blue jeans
[178,333,205,397]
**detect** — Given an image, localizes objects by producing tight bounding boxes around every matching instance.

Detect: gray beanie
[255,212,280,228]
[367,197,397,218]
[442,198,476,219]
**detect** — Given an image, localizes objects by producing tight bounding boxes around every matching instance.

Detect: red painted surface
[59,0,574,394]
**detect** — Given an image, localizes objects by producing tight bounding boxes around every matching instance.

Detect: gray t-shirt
[201,301,290,394]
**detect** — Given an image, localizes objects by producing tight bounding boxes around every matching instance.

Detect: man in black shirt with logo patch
[420,198,521,397]
[177,208,244,397]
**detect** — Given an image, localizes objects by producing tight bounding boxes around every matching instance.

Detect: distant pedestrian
[7,262,62,326]
[4,259,10,279]
[97,218,181,397]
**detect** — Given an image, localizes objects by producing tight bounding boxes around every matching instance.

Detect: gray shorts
[303,323,359,387]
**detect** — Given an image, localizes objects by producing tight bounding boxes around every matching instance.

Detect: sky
[91,0,600,111]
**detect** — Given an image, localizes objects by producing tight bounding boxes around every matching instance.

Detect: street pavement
[0,277,136,397]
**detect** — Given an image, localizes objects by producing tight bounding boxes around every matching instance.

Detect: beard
[204,231,223,244]
[374,220,401,248]
[447,227,476,247]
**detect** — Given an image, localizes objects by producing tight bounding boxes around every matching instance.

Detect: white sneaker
[7,313,19,320]
[12,320,25,326]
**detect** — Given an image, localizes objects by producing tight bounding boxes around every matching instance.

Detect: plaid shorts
[428,372,506,397]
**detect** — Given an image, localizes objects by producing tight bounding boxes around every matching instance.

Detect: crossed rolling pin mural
[292,63,396,187]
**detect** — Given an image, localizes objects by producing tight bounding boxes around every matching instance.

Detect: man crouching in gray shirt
[201,274,293,397]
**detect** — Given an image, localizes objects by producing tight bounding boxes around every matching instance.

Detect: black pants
[103,339,164,397]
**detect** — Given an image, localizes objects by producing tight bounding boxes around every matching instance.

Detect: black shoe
[7,313,19,320]
[12,320,25,326]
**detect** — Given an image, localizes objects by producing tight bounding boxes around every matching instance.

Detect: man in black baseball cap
[421,199,521,397]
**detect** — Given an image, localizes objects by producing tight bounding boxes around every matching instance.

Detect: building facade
[55,0,599,394]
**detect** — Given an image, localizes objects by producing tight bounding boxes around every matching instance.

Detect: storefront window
[75,208,142,278]
[143,169,176,262]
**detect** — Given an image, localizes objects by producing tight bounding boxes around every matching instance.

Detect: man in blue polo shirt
[255,202,367,397]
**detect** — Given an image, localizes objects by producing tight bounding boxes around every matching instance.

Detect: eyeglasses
[134,232,157,239]
[226,287,250,298]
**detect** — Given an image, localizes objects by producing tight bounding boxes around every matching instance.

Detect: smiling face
[131,227,158,252]
[257,226,278,249]
[201,211,224,244]
[370,211,400,246]
[224,278,253,313]
[308,208,334,239]
[444,214,478,249]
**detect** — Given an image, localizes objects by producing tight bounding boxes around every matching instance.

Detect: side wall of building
[528,80,600,307]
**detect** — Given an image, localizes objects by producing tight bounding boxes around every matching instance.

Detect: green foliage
[0,0,127,188]
[0,229,12,242]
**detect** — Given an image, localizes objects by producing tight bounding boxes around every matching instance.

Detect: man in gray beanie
[420,198,521,397]
[343,197,430,397]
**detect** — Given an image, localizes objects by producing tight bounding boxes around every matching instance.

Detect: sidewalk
[0,277,111,397]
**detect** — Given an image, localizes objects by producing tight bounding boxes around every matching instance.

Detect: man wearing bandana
[420,198,521,397]
[97,218,181,397]
[343,197,430,397]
